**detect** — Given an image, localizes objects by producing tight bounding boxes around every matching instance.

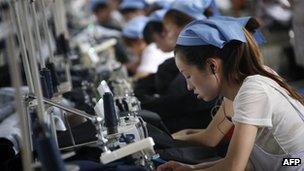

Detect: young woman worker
[157,18,304,171]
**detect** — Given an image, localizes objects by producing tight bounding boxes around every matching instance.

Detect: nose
[186,81,194,91]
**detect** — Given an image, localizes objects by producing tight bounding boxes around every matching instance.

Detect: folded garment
[0,113,21,154]
[0,87,29,122]
[0,101,15,122]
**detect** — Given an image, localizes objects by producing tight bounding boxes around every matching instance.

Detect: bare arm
[173,98,234,147]
[193,123,258,171]
[132,71,151,81]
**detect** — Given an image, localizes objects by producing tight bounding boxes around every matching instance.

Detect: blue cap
[149,9,168,22]
[88,0,108,12]
[177,19,246,48]
[169,0,210,19]
[119,0,147,10]
[123,16,149,39]
[210,16,266,44]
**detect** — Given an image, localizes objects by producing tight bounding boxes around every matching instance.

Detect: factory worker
[89,0,121,30]
[159,0,263,133]
[119,0,147,22]
[122,16,172,80]
[157,18,304,171]
[162,0,211,53]
[172,15,266,145]
[134,0,220,133]
[143,9,173,52]
[87,0,129,63]
[134,11,173,79]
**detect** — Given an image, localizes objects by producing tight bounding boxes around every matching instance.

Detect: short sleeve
[137,44,173,73]
[232,78,273,127]
[137,50,158,73]
[137,44,162,73]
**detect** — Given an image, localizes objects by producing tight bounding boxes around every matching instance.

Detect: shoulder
[232,75,275,127]
[142,43,158,54]
[235,75,270,101]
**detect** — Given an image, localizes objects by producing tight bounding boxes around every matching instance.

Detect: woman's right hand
[172,129,202,140]
[157,161,194,171]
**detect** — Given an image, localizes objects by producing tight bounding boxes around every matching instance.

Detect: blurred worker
[119,0,147,22]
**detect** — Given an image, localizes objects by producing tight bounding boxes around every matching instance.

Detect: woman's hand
[172,129,202,140]
[157,161,194,171]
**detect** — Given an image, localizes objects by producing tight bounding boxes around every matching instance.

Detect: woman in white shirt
[122,16,172,80]
[157,19,304,171]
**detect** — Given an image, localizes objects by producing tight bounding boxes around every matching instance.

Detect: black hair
[92,3,108,13]
[120,8,143,14]
[163,9,194,28]
[203,8,214,18]
[143,21,164,44]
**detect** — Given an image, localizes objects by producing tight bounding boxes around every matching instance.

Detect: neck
[138,44,147,57]
[221,80,242,101]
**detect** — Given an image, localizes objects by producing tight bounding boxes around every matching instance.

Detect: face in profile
[122,10,145,22]
[162,21,182,52]
[124,39,146,58]
[152,31,173,52]
[94,6,112,23]
[175,53,220,101]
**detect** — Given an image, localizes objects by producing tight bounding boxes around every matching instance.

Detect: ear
[205,58,220,74]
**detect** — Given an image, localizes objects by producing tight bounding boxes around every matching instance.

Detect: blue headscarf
[169,0,208,19]
[149,9,168,22]
[176,19,247,47]
[210,16,266,45]
[119,0,147,11]
[122,16,149,39]
[88,0,108,12]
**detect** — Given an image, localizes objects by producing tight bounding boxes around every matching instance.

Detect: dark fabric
[157,147,220,165]
[135,58,216,132]
[63,89,95,114]
[134,74,158,102]
[97,23,129,64]
[146,124,220,164]
[57,121,97,148]
[63,123,221,166]
[113,39,129,64]
[0,153,22,171]
[145,123,199,149]
[0,64,27,87]
[155,58,180,94]
[57,110,171,149]
[70,160,148,171]
[0,138,15,163]
[138,110,171,136]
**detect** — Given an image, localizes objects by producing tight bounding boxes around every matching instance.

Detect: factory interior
[0,0,304,170]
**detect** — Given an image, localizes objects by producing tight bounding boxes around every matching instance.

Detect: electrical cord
[210,72,232,136]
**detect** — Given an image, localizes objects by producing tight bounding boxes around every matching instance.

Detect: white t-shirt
[137,43,173,74]
[232,75,304,154]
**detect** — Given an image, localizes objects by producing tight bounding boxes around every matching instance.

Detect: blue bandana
[119,0,147,10]
[177,19,247,48]
[123,16,149,39]
[210,16,266,44]
[169,0,207,19]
